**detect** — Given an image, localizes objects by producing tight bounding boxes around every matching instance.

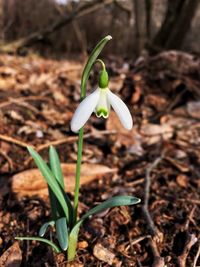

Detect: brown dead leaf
[165,157,190,173]
[12,163,116,199]
[176,174,189,188]
[146,94,168,111]
[106,111,144,155]
[187,101,200,119]
[141,123,173,145]
[0,242,22,267]
[93,243,115,265]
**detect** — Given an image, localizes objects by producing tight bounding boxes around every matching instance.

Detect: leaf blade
[70,196,141,240]
[39,220,55,237]
[55,217,68,251]
[27,146,69,221]
[49,146,64,189]
[49,146,73,224]
[81,196,141,221]
[15,237,61,253]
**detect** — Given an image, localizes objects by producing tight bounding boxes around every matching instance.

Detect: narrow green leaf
[81,35,112,98]
[15,237,61,253]
[49,146,73,224]
[81,196,141,221]
[49,146,67,219]
[27,146,69,221]
[56,217,68,251]
[49,146,65,189]
[48,185,61,220]
[70,196,141,237]
[39,220,55,237]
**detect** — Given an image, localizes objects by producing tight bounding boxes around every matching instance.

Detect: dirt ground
[0,52,199,267]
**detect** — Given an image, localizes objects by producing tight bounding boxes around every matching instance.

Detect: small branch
[24,130,116,166]
[177,234,198,267]
[183,205,196,230]
[0,134,31,148]
[0,150,14,170]
[193,242,200,267]
[142,150,165,266]
[150,238,165,267]
[114,0,132,16]
[142,152,165,236]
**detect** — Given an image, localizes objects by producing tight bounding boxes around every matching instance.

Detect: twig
[0,96,52,109]
[131,235,151,246]
[178,198,200,205]
[36,130,115,152]
[0,134,31,148]
[141,151,165,266]
[24,130,116,166]
[114,0,132,15]
[183,205,196,230]
[149,238,165,267]
[177,234,198,267]
[7,98,40,114]
[193,242,200,267]
[0,149,14,170]
[142,152,165,236]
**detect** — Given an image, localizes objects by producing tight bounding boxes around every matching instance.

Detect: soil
[0,51,200,267]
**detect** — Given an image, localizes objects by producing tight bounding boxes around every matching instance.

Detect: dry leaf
[165,157,190,173]
[187,101,200,119]
[146,94,168,111]
[12,163,116,199]
[176,174,189,188]
[93,243,115,265]
[0,242,22,267]
[141,123,173,145]
[106,111,144,155]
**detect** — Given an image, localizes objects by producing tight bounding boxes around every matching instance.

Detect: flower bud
[98,69,109,89]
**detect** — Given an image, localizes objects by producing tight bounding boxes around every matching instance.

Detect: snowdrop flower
[71,63,133,132]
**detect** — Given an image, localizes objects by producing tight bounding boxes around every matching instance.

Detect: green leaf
[70,196,141,243]
[27,146,69,221]
[49,146,65,189]
[39,220,55,237]
[55,217,68,251]
[15,237,61,253]
[81,196,140,221]
[49,146,73,224]
[81,35,112,98]
[48,185,61,220]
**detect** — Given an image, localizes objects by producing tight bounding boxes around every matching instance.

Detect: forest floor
[0,51,200,267]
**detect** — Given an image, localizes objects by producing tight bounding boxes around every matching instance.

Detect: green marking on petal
[96,108,109,118]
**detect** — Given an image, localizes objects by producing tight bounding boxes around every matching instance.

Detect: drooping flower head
[71,60,133,132]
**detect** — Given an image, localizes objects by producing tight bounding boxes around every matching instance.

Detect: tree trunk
[152,0,199,51]
[165,0,199,49]
[145,0,152,39]
[0,0,4,41]
[134,0,146,56]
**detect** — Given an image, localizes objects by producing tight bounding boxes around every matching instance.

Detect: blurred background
[0,0,199,58]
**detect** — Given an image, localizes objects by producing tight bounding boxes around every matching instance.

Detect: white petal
[95,88,110,118]
[71,89,100,132]
[107,90,133,130]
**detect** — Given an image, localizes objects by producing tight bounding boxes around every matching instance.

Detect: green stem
[96,59,106,70]
[67,230,79,261]
[73,127,84,225]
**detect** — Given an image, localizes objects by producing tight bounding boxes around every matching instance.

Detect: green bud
[98,69,109,89]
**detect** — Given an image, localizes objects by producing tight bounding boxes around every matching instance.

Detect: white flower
[71,87,133,132]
